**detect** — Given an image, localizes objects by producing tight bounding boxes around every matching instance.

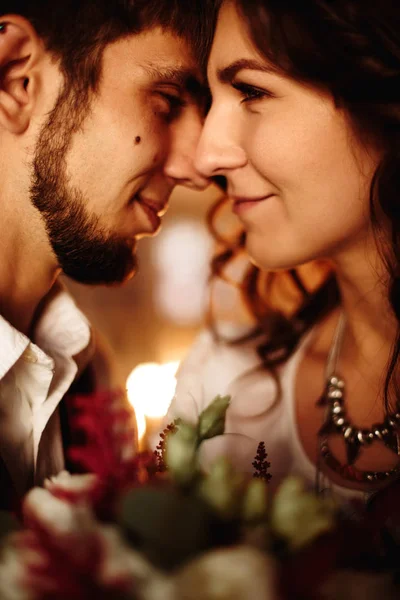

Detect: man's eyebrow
[141,62,209,109]
[142,62,206,94]
[217,59,278,83]
[142,63,195,84]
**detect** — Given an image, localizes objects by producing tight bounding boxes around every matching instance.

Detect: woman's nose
[195,105,247,178]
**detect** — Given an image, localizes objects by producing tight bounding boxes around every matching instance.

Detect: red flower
[65,390,160,518]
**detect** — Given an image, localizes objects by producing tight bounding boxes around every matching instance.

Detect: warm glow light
[152,220,212,325]
[126,361,180,442]
[134,410,147,444]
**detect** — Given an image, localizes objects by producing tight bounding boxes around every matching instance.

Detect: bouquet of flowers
[0,390,399,600]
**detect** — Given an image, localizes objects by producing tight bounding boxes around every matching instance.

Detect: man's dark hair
[1,1,217,101]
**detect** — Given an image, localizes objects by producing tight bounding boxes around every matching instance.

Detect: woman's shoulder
[169,324,276,424]
[177,323,262,378]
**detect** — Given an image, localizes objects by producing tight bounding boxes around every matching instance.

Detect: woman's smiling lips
[232,195,275,215]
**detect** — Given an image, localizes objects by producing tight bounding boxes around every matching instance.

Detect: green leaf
[118,487,213,571]
[242,478,269,524]
[165,421,199,485]
[270,477,337,551]
[198,395,231,441]
[198,457,244,520]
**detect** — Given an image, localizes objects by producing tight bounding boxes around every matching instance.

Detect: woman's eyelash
[232,82,271,103]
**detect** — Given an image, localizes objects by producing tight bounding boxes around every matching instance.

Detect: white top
[167,326,365,503]
[0,284,92,496]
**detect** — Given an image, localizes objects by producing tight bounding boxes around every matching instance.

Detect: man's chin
[63,257,137,286]
[104,263,138,287]
[58,237,138,286]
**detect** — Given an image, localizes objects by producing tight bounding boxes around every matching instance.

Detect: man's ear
[0,15,45,134]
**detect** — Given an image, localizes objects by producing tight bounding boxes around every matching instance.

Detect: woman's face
[195,0,381,271]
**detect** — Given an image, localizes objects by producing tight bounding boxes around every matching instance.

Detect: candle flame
[126,361,180,442]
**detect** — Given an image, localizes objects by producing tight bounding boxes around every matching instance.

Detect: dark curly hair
[209,0,400,411]
[0,1,217,109]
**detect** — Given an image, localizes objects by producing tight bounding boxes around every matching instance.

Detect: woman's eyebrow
[217,59,277,83]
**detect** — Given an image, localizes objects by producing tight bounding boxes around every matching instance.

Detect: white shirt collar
[0,319,30,380]
[0,282,92,377]
[0,282,93,492]
[34,282,92,361]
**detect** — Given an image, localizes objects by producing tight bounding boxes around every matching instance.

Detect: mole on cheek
[134,136,141,145]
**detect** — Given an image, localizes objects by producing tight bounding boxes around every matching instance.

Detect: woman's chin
[245,237,307,273]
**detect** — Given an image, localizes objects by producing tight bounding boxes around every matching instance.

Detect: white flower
[171,546,279,600]
[98,526,160,589]
[44,471,98,502]
[0,538,33,600]
[23,487,97,551]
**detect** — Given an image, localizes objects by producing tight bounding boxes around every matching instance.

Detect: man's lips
[132,193,169,231]
[138,195,168,216]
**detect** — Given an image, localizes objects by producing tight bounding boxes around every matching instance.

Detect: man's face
[31,28,208,285]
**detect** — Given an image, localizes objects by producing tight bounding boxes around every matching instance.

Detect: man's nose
[195,105,247,178]
[163,108,210,191]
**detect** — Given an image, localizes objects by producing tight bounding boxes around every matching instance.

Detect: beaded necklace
[315,313,400,493]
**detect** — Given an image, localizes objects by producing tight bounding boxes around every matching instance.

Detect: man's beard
[29,89,137,286]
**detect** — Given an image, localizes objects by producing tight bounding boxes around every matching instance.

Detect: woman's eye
[232,82,272,103]
[156,92,187,122]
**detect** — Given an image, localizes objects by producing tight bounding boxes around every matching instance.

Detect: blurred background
[64,184,223,445]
